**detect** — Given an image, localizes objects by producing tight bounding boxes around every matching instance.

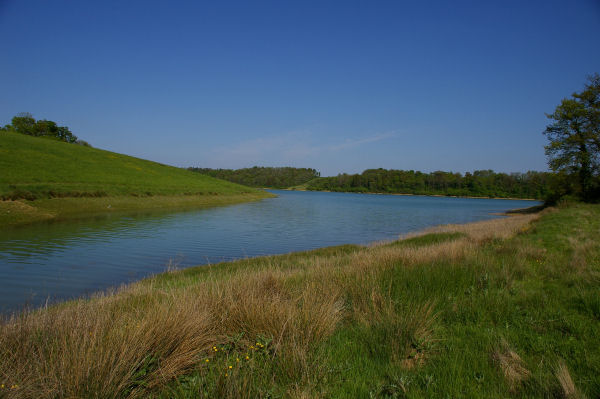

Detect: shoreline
[0,196,543,315]
[2,203,543,316]
[0,191,275,228]
[280,187,540,201]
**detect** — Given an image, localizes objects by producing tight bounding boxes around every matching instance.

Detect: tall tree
[544,74,600,201]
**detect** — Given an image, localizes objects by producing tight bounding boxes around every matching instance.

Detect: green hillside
[0,131,272,225]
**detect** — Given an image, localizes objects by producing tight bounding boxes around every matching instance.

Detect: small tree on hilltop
[544,74,600,202]
[2,113,80,144]
[10,112,36,135]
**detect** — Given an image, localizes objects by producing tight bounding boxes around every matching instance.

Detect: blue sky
[1,0,599,176]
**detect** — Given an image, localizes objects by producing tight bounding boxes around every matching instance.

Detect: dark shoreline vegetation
[188,167,321,190]
[0,131,273,227]
[190,167,552,200]
[304,169,551,199]
[0,204,598,397]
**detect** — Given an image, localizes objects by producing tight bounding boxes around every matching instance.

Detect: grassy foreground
[1,205,599,398]
[0,131,273,226]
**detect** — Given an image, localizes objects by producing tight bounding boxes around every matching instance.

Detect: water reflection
[0,211,190,261]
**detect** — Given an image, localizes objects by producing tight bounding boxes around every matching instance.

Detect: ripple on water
[0,190,539,313]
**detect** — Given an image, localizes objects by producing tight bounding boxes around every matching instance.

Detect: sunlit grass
[0,131,273,225]
[0,204,598,398]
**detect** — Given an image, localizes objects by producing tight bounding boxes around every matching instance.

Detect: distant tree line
[188,166,320,188]
[1,113,90,146]
[305,169,552,199]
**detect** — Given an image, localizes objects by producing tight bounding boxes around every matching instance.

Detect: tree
[10,112,36,135]
[1,113,80,144]
[544,74,600,201]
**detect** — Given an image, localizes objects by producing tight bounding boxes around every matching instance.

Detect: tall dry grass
[0,270,345,398]
[492,339,531,393]
[0,212,539,398]
[555,360,584,399]
[0,288,220,398]
[405,212,543,242]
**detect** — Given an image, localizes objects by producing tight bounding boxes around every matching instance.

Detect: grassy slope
[0,131,272,225]
[1,204,598,398]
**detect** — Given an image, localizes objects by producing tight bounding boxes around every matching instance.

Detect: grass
[0,204,598,398]
[0,131,273,225]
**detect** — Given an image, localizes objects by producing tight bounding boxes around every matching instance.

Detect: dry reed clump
[204,268,345,385]
[567,236,596,273]
[492,339,531,393]
[316,253,388,322]
[318,237,474,321]
[398,301,438,369]
[358,289,438,368]
[209,269,295,340]
[207,268,344,346]
[287,383,324,399]
[278,281,345,383]
[555,360,584,399]
[407,213,540,243]
[513,242,548,262]
[0,286,217,399]
[376,238,474,266]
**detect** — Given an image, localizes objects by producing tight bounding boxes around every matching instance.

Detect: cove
[0,190,538,313]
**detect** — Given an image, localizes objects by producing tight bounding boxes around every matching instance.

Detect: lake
[0,190,538,313]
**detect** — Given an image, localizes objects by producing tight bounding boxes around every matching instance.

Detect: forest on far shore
[188,167,320,189]
[190,167,552,200]
[305,169,551,199]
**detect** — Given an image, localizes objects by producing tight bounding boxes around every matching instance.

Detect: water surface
[0,190,538,313]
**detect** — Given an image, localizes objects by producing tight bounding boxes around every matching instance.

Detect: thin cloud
[204,130,398,168]
[328,132,398,151]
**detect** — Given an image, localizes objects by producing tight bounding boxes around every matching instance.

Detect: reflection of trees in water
[0,209,193,259]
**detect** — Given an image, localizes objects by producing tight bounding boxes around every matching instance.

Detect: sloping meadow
[1,206,599,398]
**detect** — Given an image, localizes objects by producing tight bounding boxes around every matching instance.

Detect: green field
[1,204,598,398]
[0,131,272,225]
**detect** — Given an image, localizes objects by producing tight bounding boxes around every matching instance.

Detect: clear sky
[1,0,599,176]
